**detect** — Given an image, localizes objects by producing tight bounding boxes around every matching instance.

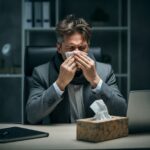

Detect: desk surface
[0,123,150,150]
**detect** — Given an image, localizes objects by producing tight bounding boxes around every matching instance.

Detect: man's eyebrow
[65,44,74,48]
[66,43,87,46]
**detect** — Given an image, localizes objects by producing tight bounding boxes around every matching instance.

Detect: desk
[0,123,150,150]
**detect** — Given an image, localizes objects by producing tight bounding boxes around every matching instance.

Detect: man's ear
[57,43,61,54]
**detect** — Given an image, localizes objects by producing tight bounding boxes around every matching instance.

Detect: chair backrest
[25,46,102,76]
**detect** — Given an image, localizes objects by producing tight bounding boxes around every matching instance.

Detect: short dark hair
[56,14,91,45]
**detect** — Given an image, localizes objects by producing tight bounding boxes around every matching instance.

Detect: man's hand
[56,56,77,91]
[74,51,101,88]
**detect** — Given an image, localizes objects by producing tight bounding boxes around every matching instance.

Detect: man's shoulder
[96,62,112,81]
[32,62,51,87]
[34,62,50,74]
[96,62,112,72]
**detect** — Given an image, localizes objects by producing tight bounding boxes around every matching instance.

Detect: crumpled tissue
[65,51,75,58]
[90,99,111,120]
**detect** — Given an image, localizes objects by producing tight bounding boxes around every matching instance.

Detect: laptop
[0,126,49,143]
[127,90,150,133]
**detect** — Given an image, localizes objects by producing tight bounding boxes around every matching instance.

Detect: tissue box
[77,116,128,142]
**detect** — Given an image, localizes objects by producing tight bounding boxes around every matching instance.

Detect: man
[26,15,127,124]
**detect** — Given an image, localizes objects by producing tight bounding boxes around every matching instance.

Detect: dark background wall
[0,0,21,68]
[131,0,150,90]
[0,0,22,123]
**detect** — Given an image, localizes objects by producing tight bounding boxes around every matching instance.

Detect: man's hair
[56,14,91,45]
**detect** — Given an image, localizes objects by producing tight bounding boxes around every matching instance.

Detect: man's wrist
[90,75,101,88]
[92,78,103,93]
[53,82,64,96]
[56,78,66,91]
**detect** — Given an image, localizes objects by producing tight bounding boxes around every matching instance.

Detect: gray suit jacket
[26,61,127,124]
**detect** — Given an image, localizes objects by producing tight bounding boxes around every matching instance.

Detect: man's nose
[73,49,80,55]
[74,48,80,51]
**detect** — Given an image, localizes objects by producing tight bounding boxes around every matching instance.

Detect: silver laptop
[127,90,150,133]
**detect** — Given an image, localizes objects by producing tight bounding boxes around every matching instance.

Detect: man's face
[57,32,89,60]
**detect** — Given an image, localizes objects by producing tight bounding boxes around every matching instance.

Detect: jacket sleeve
[26,68,63,124]
[93,65,127,116]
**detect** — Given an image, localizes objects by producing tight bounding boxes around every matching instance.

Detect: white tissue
[65,51,74,58]
[90,99,111,120]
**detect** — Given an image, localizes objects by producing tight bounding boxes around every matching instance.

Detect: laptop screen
[127,90,150,133]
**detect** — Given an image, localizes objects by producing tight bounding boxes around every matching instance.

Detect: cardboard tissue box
[76,100,128,142]
[77,116,128,142]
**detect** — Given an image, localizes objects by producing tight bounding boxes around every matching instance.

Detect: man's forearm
[26,85,63,124]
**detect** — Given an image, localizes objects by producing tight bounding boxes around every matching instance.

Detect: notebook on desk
[127,90,150,133]
[0,126,49,143]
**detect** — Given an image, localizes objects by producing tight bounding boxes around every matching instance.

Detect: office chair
[24,46,102,123]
